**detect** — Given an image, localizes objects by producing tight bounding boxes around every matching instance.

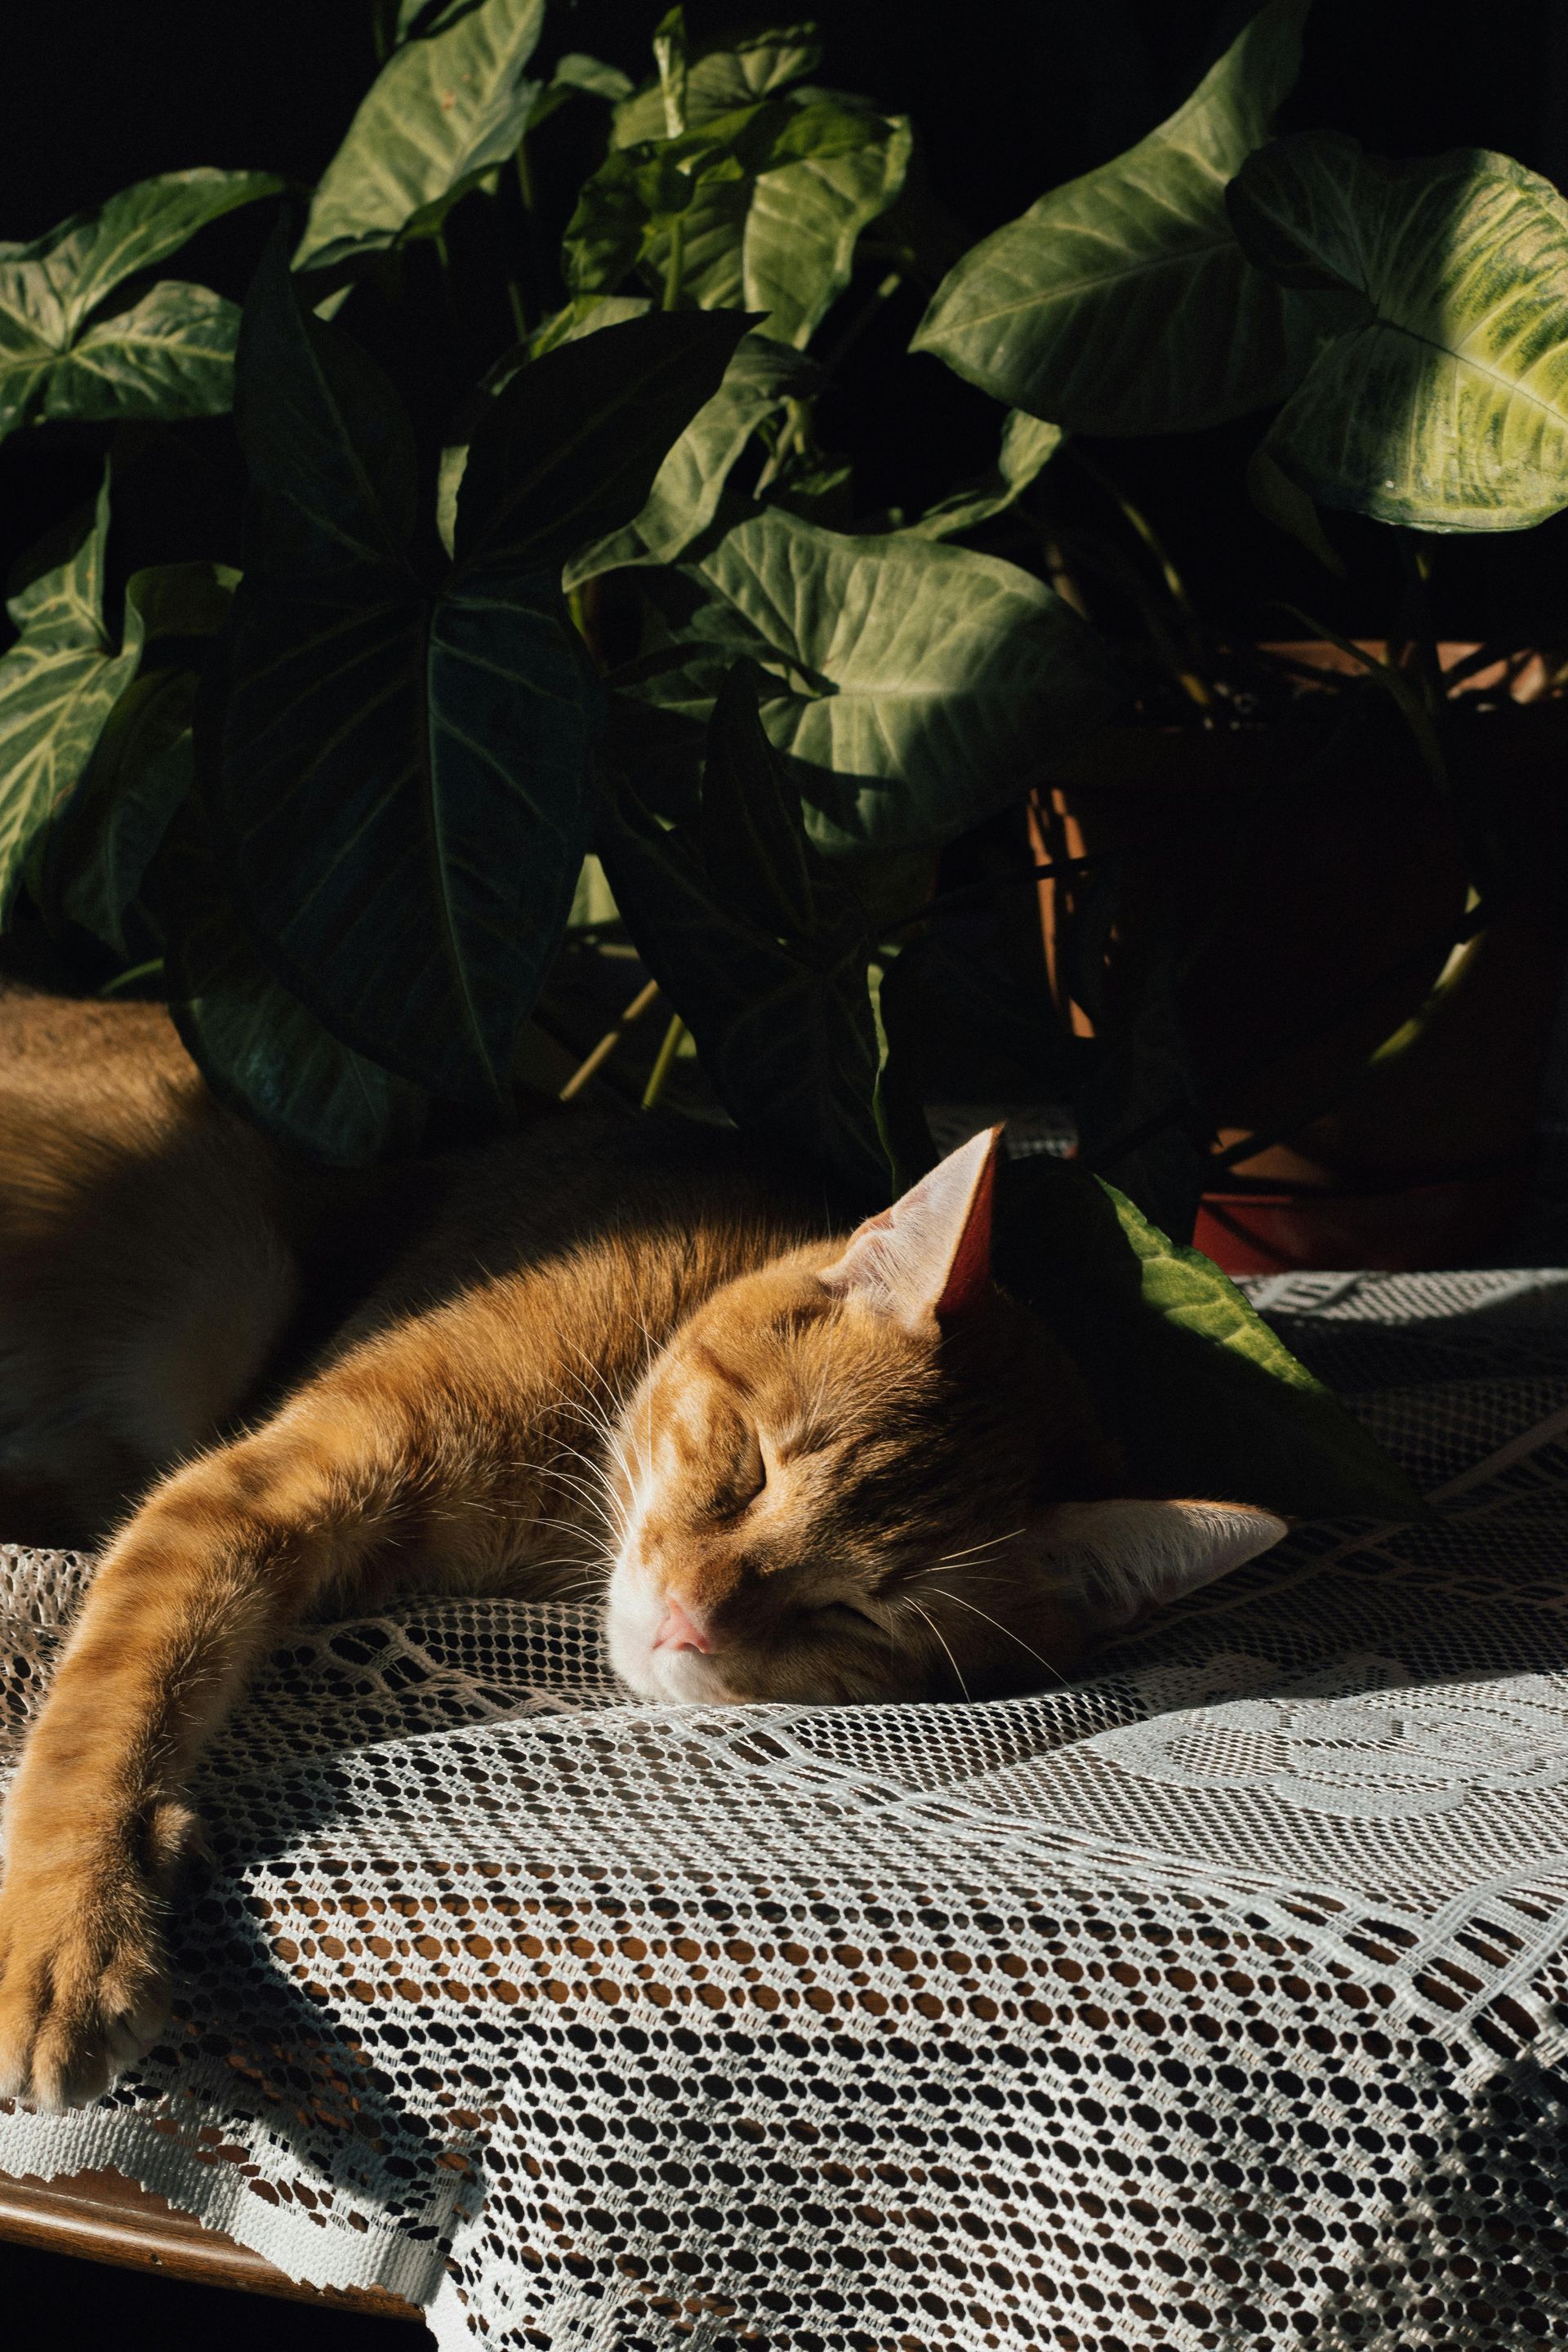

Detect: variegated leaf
[911,0,1320,433]
[1231,135,1568,528]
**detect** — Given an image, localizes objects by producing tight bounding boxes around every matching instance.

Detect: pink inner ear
[933,1129,998,1321]
[820,1125,1003,1330]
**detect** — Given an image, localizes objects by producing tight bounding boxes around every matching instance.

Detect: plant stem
[641,1013,686,1107]
[98,957,165,998]
[559,978,661,1099]
[662,213,686,310]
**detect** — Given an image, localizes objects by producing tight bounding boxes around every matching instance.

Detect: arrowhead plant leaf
[212,244,753,1116]
[454,306,754,574]
[42,560,239,954]
[0,476,142,915]
[0,170,282,439]
[156,802,426,1166]
[296,0,548,270]
[568,50,909,350]
[1230,134,1568,529]
[911,0,1322,433]
[611,24,822,146]
[673,506,1118,857]
[565,332,817,586]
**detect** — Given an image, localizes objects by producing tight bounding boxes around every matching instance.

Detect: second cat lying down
[0,987,1284,2108]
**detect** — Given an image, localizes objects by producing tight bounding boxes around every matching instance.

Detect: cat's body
[0,985,1284,2109]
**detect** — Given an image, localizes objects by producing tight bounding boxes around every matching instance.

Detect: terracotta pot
[1034,645,1568,1272]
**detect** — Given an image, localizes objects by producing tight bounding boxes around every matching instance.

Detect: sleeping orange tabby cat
[0,982,1284,2109]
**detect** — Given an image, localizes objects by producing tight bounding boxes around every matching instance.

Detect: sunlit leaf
[568,71,909,348]
[657,505,1117,857]
[911,0,1323,432]
[0,477,140,915]
[296,0,547,270]
[0,170,280,438]
[738,97,911,348]
[1230,134,1568,529]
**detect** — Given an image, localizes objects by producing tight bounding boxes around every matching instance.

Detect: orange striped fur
[0,989,1284,2108]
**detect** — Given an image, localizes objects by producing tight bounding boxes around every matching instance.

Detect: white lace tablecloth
[3,1267,1568,2352]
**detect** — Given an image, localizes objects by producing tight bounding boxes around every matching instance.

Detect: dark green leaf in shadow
[595,661,889,1199]
[455,306,754,574]
[214,238,599,1107]
[296,0,547,270]
[42,557,238,953]
[994,1152,1426,1521]
[911,0,1321,433]
[695,655,816,933]
[156,804,425,1166]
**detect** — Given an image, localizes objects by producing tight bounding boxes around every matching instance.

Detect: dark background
[6,0,1568,646]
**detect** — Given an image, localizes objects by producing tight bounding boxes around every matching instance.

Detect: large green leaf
[995,1152,1426,1522]
[156,804,424,1167]
[295,0,547,270]
[650,505,1116,857]
[0,170,280,438]
[1229,135,1568,530]
[911,0,1322,433]
[213,246,747,1111]
[0,478,141,915]
[596,659,888,1198]
[737,96,911,349]
[454,305,753,573]
[565,332,815,586]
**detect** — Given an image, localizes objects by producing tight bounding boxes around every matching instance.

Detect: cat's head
[604,1128,1285,1706]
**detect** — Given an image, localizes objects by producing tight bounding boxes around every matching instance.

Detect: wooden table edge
[0,2162,424,2319]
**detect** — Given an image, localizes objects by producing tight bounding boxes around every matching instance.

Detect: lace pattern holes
[2,1270,1568,2350]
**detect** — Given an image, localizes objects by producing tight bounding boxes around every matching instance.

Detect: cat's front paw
[0,1803,197,2109]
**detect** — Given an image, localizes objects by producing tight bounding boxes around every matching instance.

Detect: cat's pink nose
[652,1597,715,1655]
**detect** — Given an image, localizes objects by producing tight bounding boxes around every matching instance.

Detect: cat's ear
[819,1126,1001,1333]
[1040,1498,1288,1630]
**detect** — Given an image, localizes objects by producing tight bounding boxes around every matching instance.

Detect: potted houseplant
[910,0,1568,1267]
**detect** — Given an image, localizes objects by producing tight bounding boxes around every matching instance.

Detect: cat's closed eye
[719,1425,765,1513]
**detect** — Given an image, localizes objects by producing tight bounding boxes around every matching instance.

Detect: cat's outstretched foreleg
[0,1358,471,2110]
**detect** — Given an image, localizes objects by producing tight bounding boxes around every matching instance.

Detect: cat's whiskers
[546,1454,632,1548]
[929,1526,1027,1570]
[902,1598,972,1704]
[915,1584,1066,1686]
